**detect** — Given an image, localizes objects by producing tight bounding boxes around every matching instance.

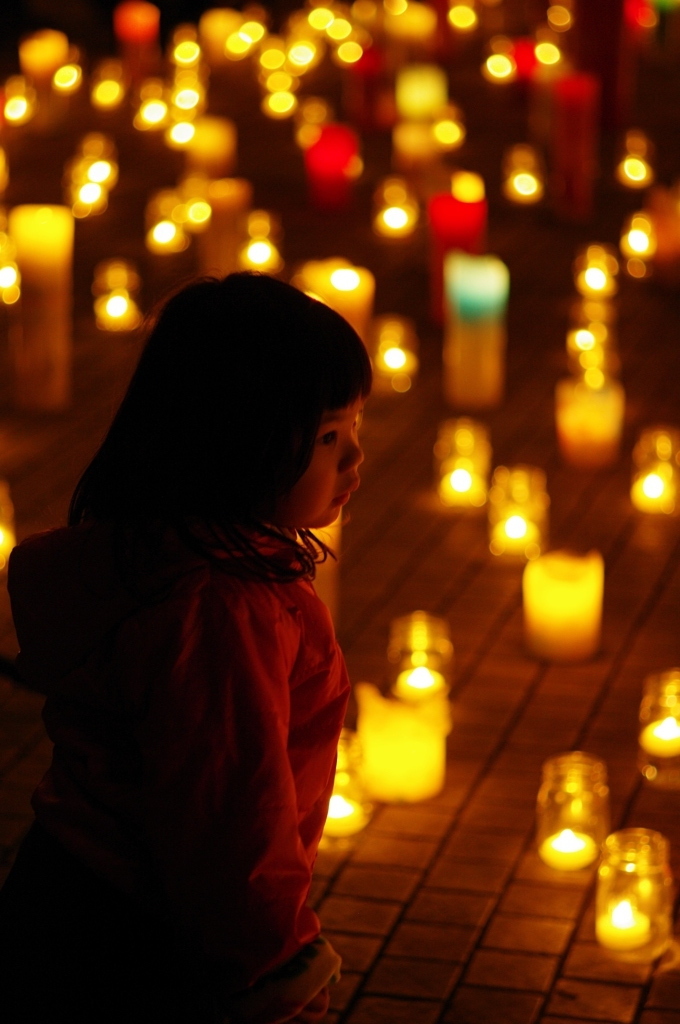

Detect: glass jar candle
[370,315,419,393]
[639,668,680,787]
[574,244,619,299]
[488,465,549,559]
[630,427,680,515]
[323,729,372,838]
[388,610,453,702]
[434,417,491,508]
[537,751,610,871]
[596,829,673,961]
[502,143,545,204]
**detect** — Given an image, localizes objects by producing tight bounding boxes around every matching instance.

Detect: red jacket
[8,523,350,991]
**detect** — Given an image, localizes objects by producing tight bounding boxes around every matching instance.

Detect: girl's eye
[318,431,337,446]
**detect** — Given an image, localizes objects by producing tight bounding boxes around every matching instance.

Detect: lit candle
[113,1,161,81]
[620,213,656,279]
[630,428,679,514]
[555,373,625,468]
[3,77,37,127]
[395,63,448,120]
[356,682,451,803]
[294,259,374,341]
[392,120,440,172]
[323,729,371,838]
[552,73,600,221]
[638,669,680,785]
[9,205,74,410]
[90,60,126,110]
[0,482,17,572]
[443,251,509,408]
[393,666,446,701]
[482,37,517,84]
[185,116,237,178]
[539,829,599,871]
[198,8,243,66]
[574,244,619,298]
[597,900,651,952]
[371,315,419,392]
[387,610,454,700]
[383,1,438,54]
[434,417,490,508]
[93,259,142,332]
[523,549,604,662]
[502,144,545,204]
[304,123,361,209]
[488,465,549,560]
[197,178,252,277]
[19,30,69,86]
[640,717,680,758]
[373,177,419,239]
[615,130,654,189]
[428,172,487,323]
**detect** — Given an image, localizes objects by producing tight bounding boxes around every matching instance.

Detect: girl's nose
[343,438,364,470]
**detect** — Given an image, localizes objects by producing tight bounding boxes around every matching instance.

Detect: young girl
[0,273,371,1023]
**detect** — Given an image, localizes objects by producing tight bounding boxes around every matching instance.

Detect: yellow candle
[19,30,69,85]
[574,245,619,298]
[9,205,74,410]
[502,144,545,204]
[295,259,374,341]
[356,682,451,802]
[488,465,548,559]
[384,0,437,45]
[395,64,447,121]
[324,794,369,837]
[596,900,651,952]
[523,549,604,662]
[435,418,490,509]
[393,666,446,702]
[555,374,625,468]
[392,121,439,171]
[94,290,142,332]
[197,178,252,277]
[198,8,243,65]
[639,717,680,758]
[185,116,237,177]
[539,829,599,870]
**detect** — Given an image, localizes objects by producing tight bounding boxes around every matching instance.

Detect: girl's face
[273,398,365,530]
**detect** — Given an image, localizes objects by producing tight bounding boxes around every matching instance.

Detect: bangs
[307,299,373,411]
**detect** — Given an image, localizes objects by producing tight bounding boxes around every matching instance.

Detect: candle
[383,1,438,54]
[197,178,252,277]
[92,259,142,333]
[555,373,625,468]
[371,315,419,392]
[630,428,679,515]
[323,729,371,838]
[482,37,517,84]
[539,830,600,870]
[395,63,448,120]
[597,900,651,952]
[502,144,545,204]
[392,121,440,172]
[523,549,604,662]
[387,610,453,700]
[640,717,680,758]
[324,794,368,836]
[198,8,243,66]
[311,514,341,625]
[184,116,237,178]
[443,251,509,408]
[574,244,619,298]
[304,123,361,209]
[19,30,69,85]
[52,63,82,95]
[90,60,126,110]
[488,465,549,560]
[113,1,161,81]
[573,0,628,130]
[0,482,17,573]
[3,77,37,127]
[294,259,374,341]
[145,190,190,254]
[552,73,600,221]
[432,105,466,153]
[620,214,656,279]
[615,130,654,189]
[434,417,490,508]
[9,205,74,410]
[373,177,419,239]
[393,666,447,701]
[428,176,487,323]
[448,2,478,31]
[638,669,680,785]
[356,682,451,802]
[536,751,610,871]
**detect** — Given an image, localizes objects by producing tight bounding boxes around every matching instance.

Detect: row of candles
[324,610,680,961]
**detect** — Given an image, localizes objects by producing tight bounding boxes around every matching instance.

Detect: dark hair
[69,273,372,582]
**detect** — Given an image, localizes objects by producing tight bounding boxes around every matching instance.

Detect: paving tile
[546,979,643,1023]
[384,921,478,963]
[332,865,421,903]
[365,956,461,999]
[514,850,596,887]
[323,932,382,973]
[427,857,512,893]
[442,829,527,862]
[406,889,495,928]
[482,913,573,955]
[329,970,363,1012]
[370,806,452,839]
[455,801,535,832]
[563,942,652,985]
[314,846,351,879]
[463,949,559,992]
[499,882,586,920]
[308,877,328,909]
[443,986,543,1024]
[343,995,442,1024]
[351,835,439,870]
[318,896,402,936]
[647,974,680,1011]
[640,1011,680,1024]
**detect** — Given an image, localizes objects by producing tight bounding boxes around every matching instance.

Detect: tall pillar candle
[552,74,600,222]
[555,374,624,468]
[428,175,487,323]
[19,29,70,129]
[198,178,252,277]
[304,124,360,210]
[395,63,448,121]
[9,205,74,410]
[523,549,604,662]
[443,251,509,408]
[574,0,629,130]
[295,259,374,341]
[113,1,161,81]
[185,117,237,178]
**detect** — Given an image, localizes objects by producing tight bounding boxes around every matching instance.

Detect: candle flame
[383,346,407,369]
[152,220,178,244]
[308,7,334,29]
[93,80,123,108]
[611,899,636,930]
[105,295,130,318]
[511,172,539,197]
[450,468,473,493]
[621,156,651,185]
[382,206,409,230]
[484,53,516,80]
[653,716,680,741]
[330,268,360,291]
[169,122,195,144]
[404,667,437,690]
[550,829,587,854]
[337,41,364,63]
[504,514,527,539]
[584,267,608,291]
[173,41,201,66]
[535,41,561,65]
[328,793,356,819]
[642,473,665,499]
[0,265,18,289]
[448,4,477,30]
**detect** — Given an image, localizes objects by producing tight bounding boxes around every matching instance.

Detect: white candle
[523,549,604,662]
[395,64,448,121]
[356,682,451,802]
[538,829,599,871]
[596,900,651,952]
[9,205,74,410]
[639,717,680,758]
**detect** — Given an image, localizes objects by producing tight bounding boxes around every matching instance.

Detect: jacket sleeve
[121,570,322,992]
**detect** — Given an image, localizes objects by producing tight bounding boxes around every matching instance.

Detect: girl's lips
[332,491,351,506]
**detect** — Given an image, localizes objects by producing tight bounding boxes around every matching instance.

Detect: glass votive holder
[620,212,657,280]
[574,244,619,299]
[372,177,419,239]
[370,315,419,393]
[630,427,680,515]
[488,465,549,559]
[639,668,680,787]
[555,372,625,469]
[615,129,655,190]
[434,417,491,508]
[388,610,453,703]
[502,143,545,205]
[566,321,619,378]
[92,259,142,332]
[537,751,610,871]
[596,828,673,961]
[323,729,372,838]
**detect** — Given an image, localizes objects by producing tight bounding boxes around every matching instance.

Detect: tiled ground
[2,4,680,1021]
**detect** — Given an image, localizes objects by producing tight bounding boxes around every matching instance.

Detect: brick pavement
[2,4,680,1022]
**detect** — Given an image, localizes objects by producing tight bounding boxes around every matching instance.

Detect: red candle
[552,73,600,222]
[343,46,389,132]
[428,187,487,323]
[113,2,160,44]
[304,124,360,210]
[574,0,629,129]
[512,37,538,81]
